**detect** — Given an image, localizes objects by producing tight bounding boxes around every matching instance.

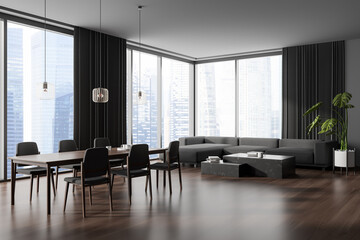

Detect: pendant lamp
[136,6,147,105]
[39,0,54,100]
[92,0,109,103]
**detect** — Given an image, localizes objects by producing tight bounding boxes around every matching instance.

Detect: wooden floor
[1,166,360,240]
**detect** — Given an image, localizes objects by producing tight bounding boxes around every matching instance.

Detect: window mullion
[157,56,162,148]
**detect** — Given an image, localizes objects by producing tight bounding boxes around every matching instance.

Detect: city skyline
[6,22,74,177]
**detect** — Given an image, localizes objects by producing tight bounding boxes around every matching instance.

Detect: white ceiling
[1,0,360,59]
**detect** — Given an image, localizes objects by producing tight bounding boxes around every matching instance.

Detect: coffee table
[223,153,296,179]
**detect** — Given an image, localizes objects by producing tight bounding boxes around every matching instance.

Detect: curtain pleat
[282,41,345,139]
[74,27,127,150]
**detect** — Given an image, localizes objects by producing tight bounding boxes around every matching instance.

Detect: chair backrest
[59,140,78,152]
[94,138,111,148]
[82,147,109,178]
[168,141,180,163]
[16,142,39,156]
[128,144,149,170]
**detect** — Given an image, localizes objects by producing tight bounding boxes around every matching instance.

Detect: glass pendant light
[136,6,147,105]
[92,0,109,103]
[39,0,54,100]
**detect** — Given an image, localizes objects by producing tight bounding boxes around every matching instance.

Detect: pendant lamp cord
[44,0,47,84]
[138,6,142,92]
[100,0,102,88]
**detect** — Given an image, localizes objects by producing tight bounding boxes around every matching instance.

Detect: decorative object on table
[206,156,221,163]
[247,151,263,158]
[120,144,131,150]
[92,0,109,103]
[303,92,355,175]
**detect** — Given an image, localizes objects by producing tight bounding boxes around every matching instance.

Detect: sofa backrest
[279,139,322,149]
[239,138,279,148]
[204,137,238,146]
[179,136,205,146]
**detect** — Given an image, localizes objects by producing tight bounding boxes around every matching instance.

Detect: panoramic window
[162,57,192,147]
[131,50,159,149]
[128,49,194,148]
[196,61,236,136]
[237,55,282,138]
[6,22,74,178]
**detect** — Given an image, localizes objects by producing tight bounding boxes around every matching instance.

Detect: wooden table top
[8,147,167,166]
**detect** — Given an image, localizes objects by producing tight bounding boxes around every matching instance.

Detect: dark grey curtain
[74,27,127,149]
[282,41,345,139]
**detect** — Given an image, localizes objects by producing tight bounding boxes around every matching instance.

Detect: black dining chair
[148,140,182,194]
[111,144,152,205]
[16,142,56,202]
[55,140,80,191]
[63,147,113,218]
[94,138,125,168]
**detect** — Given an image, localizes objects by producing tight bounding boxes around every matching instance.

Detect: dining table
[9,147,167,215]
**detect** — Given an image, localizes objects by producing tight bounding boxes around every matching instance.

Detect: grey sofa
[223,138,279,154]
[179,136,238,165]
[265,139,338,168]
[179,136,338,168]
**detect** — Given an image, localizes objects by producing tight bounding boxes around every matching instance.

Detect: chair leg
[63,182,69,212]
[30,175,34,202]
[37,175,40,193]
[128,177,132,205]
[178,166,183,190]
[72,169,76,193]
[168,170,172,195]
[108,183,113,211]
[156,170,159,189]
[89,186,92,205]
[145,175,148,192]
[163,170,166,187]
[55,167,59,190]
[82,184,86,218]
[111,174,115,188]
[148,172,153,200]
[51,173,56,197]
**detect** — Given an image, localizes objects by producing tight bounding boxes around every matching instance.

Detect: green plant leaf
[318,118,337,134]
[332,92,352,108]
[346,104,355,109]
[306,115,321,134]
[303,102,323,116]
[325,131,335,136]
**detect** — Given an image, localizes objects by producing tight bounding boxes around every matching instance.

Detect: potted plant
[303,92,355,171]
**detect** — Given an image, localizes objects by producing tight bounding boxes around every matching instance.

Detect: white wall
[345,38,360,164]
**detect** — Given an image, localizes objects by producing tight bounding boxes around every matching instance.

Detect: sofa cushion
[204,137,238,146]
[179,143,232,163]
[279,139,321,149]
[223,145,271,155]
[181,136,205,145]
[239,138,279,148]
[265,147,314,165]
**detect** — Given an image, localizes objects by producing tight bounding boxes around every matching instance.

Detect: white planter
[334,149,356,168]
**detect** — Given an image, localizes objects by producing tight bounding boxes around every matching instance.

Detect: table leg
[11,161,16,205]
[47,165,51,215]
